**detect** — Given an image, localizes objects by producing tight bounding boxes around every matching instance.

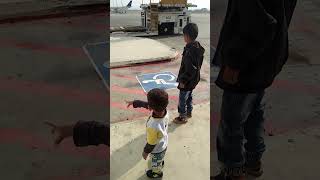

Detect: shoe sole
[146,173,163,179]
[246,169,263,177]
[145,169,163,179]
[173,118,188,124]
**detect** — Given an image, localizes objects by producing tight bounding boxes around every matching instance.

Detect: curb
[0,3,109,24]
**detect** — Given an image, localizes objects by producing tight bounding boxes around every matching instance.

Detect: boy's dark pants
[217,90,266,174]
[178,90,193,117]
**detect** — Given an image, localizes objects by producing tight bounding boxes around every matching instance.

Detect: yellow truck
[140,0,196,35]
[159,0,187,7]
[111,0,196,36]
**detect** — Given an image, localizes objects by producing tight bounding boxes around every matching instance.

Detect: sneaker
[212,171,227,180]
[245,161,263,177]
[213,171,246,180]
[173,116,188,124]
[187,113,192,118]
[146,170,163,179]
[213,168,246,180]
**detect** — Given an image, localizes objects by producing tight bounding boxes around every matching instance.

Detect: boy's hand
[223,66,240,84]
[142,151,149,160]
[44,121,73,145]
[126,100,134,108]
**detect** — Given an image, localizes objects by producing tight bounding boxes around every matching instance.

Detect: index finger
[44,121,56,128]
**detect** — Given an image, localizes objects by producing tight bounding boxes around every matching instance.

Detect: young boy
[174,23,205,124]
[127,88,169,179]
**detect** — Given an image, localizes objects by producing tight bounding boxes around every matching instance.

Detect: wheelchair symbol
[142,73,178,86]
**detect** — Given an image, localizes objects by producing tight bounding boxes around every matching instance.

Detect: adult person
[212,0,297,179]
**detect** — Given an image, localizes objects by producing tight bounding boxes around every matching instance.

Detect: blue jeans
[217,90,266,174]
[178,90,193,117]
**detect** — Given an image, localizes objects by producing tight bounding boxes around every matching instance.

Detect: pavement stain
[124,82,141,88]
[314,111,320,117]
[289,49,311,65]
[31,160,44,168]
[44,64,97,82]
[7,75,14,80]
[288,139,296,143]
[16,73,23,78]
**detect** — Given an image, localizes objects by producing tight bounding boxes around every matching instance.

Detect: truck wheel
[159,24,173,35]
[159,24,168,35]
[163,27,168,33]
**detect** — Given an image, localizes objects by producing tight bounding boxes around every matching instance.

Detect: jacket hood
[185,41,205,56]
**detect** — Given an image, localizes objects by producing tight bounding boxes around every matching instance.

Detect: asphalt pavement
[0,8,108,180]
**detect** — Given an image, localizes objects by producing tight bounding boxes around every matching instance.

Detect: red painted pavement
[0,128,108,160]
[0,38,85,57]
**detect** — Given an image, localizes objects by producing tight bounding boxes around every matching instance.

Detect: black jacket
[177,41,205,91]
[73,121,109,146]
[213,0,297,93]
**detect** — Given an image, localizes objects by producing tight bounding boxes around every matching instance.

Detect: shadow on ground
[136,173,163,180]
[111,121,181,179]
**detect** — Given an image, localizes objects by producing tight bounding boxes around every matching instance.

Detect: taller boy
[174,23,205,124]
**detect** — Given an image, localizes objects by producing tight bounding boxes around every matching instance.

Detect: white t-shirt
[146,111,169,154]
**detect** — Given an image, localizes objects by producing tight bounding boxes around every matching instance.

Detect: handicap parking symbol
[136,72,179,92]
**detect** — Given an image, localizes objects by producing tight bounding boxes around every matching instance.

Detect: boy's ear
[185,35,191,42]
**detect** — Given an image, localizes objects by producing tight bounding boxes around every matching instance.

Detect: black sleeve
[224,0,277,69]
[133,100,149,109]
[178,51,197,84]
[73,121,109,147]
[284,0,297,27]
[143,143,156,154]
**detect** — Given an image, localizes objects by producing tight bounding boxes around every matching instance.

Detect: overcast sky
[110,0,210,10]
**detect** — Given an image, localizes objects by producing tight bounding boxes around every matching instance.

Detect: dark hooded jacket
[177,41,205,91]
[212,0,297,93]
[73,121,109,146]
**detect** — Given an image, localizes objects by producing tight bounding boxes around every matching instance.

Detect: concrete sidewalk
[110,103,210,180]
[211,127,320,179]
[110,36,178,68]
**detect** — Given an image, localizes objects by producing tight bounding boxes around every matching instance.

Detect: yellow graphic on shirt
[147,127,163,145]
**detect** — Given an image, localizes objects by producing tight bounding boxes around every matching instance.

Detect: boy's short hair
[147,88,169,112]
[183,23,198,41]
